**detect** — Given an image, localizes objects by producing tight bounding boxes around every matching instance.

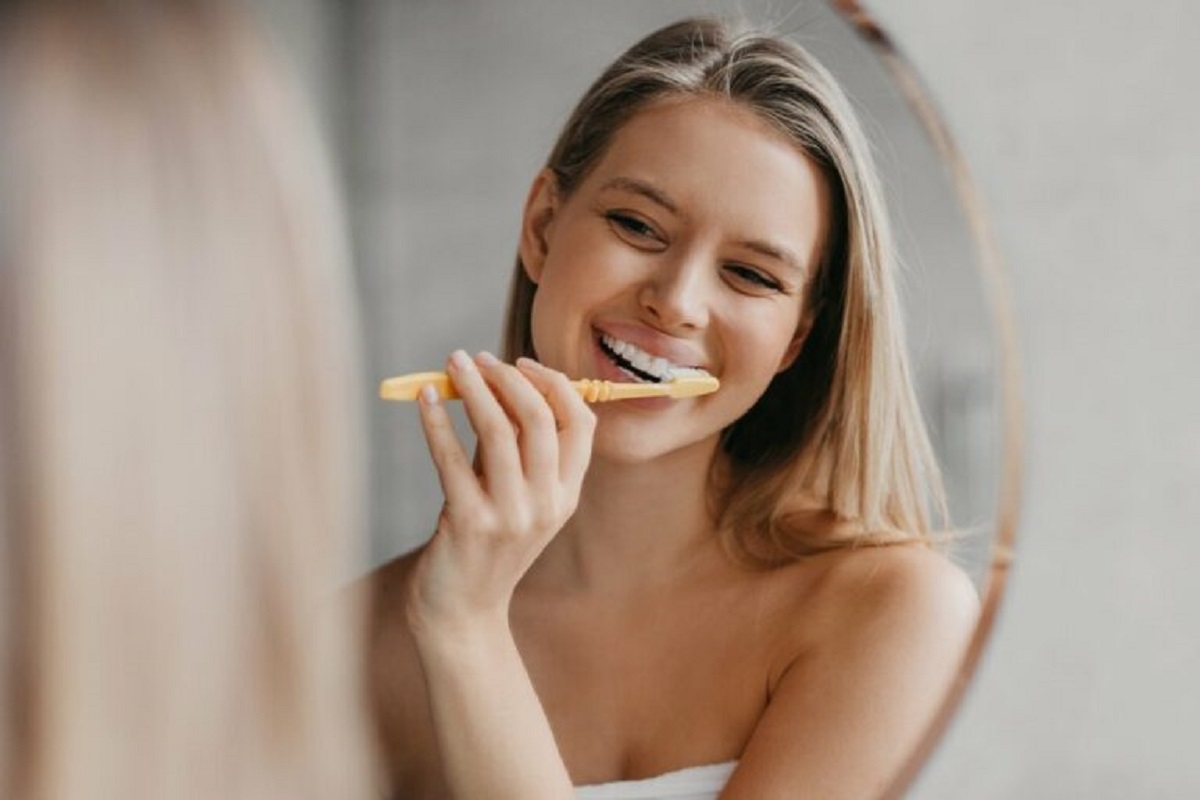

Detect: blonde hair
[502,17,946,566]
[0,1,374,797]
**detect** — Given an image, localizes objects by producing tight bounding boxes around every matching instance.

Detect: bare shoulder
[367,546,425,624]
[362,545,427,664]
[813,543,979,636]
[723,544,980,797]
[771,543,980,677]
[358,545,443,795]
[752,542,979,689]
[362,543,427,692]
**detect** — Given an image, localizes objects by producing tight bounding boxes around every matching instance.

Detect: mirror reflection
[277,1,1002,796]
[336,2,998,581]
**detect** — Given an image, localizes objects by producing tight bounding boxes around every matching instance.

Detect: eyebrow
[599,175,811,276]
[598,176,679,214]
[740,239,807,277]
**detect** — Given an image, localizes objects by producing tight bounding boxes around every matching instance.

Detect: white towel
[574,761,736,800]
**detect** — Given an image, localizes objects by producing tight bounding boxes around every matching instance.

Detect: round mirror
[273,0,1021,794]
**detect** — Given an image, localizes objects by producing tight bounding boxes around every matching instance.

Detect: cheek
[730,315,802,380]
[527,285,563,364]
[704,324,790,422]
[526,259,598,365]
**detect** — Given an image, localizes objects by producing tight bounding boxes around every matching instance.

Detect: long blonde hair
[0,1,374,796]
[502,17,946,566]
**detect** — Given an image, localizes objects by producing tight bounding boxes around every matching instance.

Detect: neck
[524,436,729,596]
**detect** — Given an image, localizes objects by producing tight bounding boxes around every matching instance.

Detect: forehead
[577,96,830,266]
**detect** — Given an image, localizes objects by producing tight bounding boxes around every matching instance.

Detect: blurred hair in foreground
[0,0,375,797]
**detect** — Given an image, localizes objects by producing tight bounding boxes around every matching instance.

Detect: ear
[518,168,561,285]
[777,313,814,374]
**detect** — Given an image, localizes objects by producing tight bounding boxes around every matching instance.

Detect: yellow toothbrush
[379,370,719,402]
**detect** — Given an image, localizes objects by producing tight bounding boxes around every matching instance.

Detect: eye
[604,211,665,247]
[724,264,784,294]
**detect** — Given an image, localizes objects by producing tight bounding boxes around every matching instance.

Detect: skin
[367,97,979,799]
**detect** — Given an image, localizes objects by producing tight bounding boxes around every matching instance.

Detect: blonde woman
[368,17,979,799]
[0,1,374,797]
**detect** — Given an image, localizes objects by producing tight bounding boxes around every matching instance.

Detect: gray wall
[880,1,1200,797]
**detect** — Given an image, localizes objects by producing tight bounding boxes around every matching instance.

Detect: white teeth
[669,367,710,379]
[600,333,710,383]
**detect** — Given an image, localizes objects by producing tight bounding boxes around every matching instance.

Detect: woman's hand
[400,350,590,798]
[406,349,595,639]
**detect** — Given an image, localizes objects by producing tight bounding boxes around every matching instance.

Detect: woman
[0,1,375,797]
[368,17,978,799]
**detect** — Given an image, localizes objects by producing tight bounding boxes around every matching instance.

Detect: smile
[598,332,706,384]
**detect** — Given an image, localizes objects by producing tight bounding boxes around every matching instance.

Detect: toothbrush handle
[379,372,456,401]
[379,373,667,402]
[573,379,665,402]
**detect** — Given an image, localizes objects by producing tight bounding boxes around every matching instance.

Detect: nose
[638,252,712,331]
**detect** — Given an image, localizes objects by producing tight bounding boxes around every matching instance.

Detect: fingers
[440,350,520,498]
[516,358,596,486]
[473,352,560,488]
[416,382,486,510]
[410,354,594,628]
[425,349,595,509]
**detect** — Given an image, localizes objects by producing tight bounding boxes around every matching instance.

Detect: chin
[590,419,719,467]
[590,426,659,464]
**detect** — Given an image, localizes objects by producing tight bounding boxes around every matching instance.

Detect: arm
[405,350,594,799]
[411,611,573,798]
[721,547,980,799]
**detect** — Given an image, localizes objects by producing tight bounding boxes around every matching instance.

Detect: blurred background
[254,0,1200,796]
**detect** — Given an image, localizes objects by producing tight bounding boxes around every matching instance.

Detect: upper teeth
[601,333,698,382]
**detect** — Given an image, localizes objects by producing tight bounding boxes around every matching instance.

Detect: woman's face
[519,96,830,465]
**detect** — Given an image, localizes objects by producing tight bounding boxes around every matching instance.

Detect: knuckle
[494,498,530,532]
[537,367,562,390]
[441,448,471,472]
[495,517,528,545]
[496,362,528,391]
[422,405,450,430]
[526,402,557,433]
[499,498,562,540]
[531,504,558,532]
[552,370,576,393]
[479,508,502,533]
[474,415,511,443]
[558,487,582,514]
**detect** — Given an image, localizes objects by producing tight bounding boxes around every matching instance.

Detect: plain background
[880,2,1200,797]
[256,0,1200,796]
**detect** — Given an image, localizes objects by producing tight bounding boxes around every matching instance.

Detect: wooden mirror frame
[825,2,1024,795]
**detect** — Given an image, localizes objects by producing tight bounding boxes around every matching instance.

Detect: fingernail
[449,350,472,371]
[419,384,439,405]
[516,357,544,371]
[475,351,499,367]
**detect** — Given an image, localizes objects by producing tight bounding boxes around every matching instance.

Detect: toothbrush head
[662,368,720,398]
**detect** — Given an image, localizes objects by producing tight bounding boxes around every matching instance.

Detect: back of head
[0,1,373,796]
[503,17,944,563]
